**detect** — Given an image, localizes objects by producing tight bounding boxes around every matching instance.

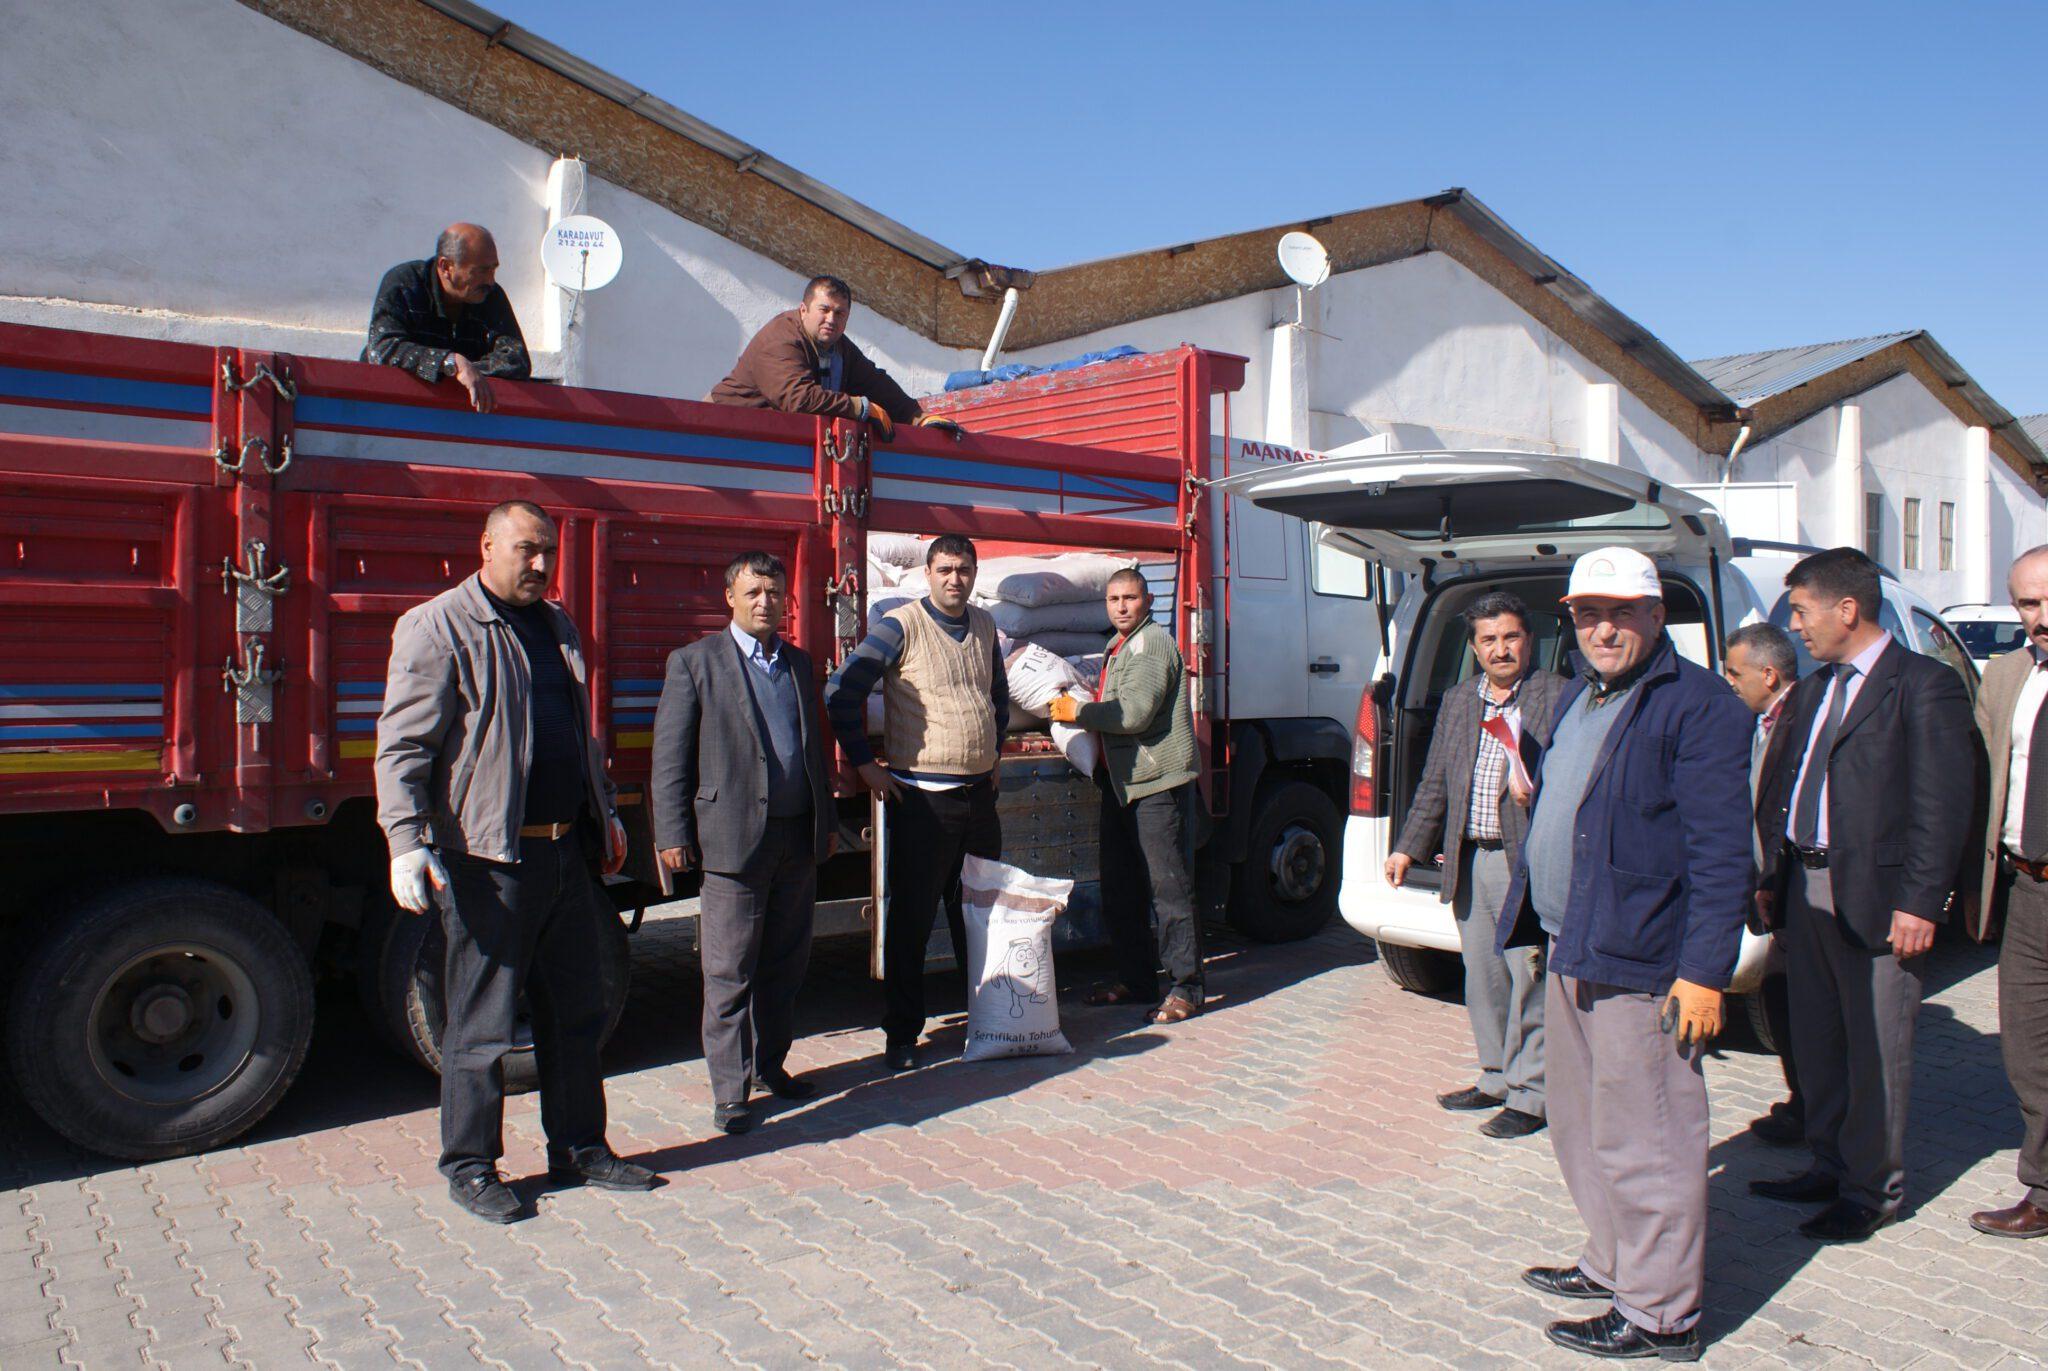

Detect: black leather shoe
[1480,1107,1547,1139]
[752,1069,819,1101]
[1545,1307,1700,1361]
[1746,1108,1806,1148]
[1800,1198,1892,1243]
[547,1149,658,1191]
[1437,1085,1505,1112]
[713,1102,755,1135]
[1522,1265,1611,1300]
[1749,1170,1838,1204]
[885,1043,919,1072]
[448,1171,520,1224]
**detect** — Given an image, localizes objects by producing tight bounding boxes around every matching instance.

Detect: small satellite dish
[1276,231,1331,290]
[541,214,623,291]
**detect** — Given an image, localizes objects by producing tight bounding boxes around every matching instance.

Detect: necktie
[1791,664,1855,849]
[2020,674,2048,860]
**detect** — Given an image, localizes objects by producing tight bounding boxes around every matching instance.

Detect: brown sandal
[1084,983,1141,1007]
[1149,993,1202,1024]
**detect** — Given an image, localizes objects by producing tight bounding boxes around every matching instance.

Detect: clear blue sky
[487,0,2045,415]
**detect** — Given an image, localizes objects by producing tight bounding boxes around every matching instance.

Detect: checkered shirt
[1465,675,1525,842]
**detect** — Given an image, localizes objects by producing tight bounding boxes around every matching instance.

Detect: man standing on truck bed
[1497,546,1751,1362]
[708,276,958,439]
[364,222,530,414]
[826,534,1007,1071]
[1383,591,1565,1141]
[649,551,835,1137]
[1049,568,1204,1024]
[375,500,656,1224]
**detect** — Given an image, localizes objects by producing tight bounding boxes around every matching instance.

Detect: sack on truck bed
[960,855,1074,1062]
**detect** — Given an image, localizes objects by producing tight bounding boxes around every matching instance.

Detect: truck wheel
[5,880,314,1160]
[1376,940,1460,995]
[1228,779,1341,942]
[373,903,632,1093]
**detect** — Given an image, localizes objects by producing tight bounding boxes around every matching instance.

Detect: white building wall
[1003,252,1715,484]
[1736,373,2045,608]
[0,0,963,399]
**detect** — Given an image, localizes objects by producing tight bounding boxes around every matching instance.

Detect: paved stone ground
[3,912,2042,1369]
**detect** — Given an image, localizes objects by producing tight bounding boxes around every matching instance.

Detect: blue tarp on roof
[945,345,1144,393]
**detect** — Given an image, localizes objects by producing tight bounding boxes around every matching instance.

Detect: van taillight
[1351,686,1381,816]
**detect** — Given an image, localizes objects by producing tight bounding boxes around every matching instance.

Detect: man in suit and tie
[1386,592,1567,1140]
[1751,548,1974,1242]
[651,551,836,1135]
[1965,545,2048,1240]
[1722,622,1807,1147]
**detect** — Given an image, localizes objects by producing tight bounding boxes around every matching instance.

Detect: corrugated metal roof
[2023,414,2048,450]
[1689,332,1918,404]
[413,0,971,273]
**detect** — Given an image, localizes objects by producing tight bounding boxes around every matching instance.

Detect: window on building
[1864,492,1884,563]
[1902,497,1921,570]
[1939,502,1956,571]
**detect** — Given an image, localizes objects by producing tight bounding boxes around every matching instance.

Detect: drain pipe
[980,287,1021,373]
[1717,419,1753,505]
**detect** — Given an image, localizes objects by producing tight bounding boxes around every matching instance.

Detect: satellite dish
[1276,231,1331,289]
[540,214,623,291]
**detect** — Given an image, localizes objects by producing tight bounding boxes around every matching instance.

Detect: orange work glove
[863,401,895,442]
[1047,693,1081,724]
[1660,978,1724,1046]
[914,413,963,436]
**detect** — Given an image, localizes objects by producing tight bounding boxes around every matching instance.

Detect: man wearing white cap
[1494,546,1752,1361]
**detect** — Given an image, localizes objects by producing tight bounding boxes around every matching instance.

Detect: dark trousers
[1785,863,1923,1214]
[2000,867,2048,1208]
[700,815,817,1104]
[884,778,1001,1046]
[1097,775,1203,999]
[437,835,609,1180]
[1760,954,1805,1121]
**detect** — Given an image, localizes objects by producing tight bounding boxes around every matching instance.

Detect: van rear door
[1211,451,1732,571]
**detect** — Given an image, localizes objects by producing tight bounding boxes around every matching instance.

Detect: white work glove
[391,848,449,915]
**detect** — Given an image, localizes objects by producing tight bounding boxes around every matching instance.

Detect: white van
[1216,451,1979,1042]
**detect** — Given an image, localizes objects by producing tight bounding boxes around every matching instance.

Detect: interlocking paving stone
[3,911,2042,1367]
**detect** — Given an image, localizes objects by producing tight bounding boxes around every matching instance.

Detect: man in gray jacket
[651,551,835,1136]
[1050,569,1203,1024]
[1386,591,1566,1139]
[376,500,654,1224]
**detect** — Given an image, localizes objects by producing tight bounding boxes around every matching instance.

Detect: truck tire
[5,879,315,1160]
[374,902,632,1093]
[1376,940,1460,995]
[1227,779,1341,942]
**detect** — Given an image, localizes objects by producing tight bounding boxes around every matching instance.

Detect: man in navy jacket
[1495,546,1752,1362]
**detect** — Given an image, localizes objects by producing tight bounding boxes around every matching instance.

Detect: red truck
[0,323,1350,1159]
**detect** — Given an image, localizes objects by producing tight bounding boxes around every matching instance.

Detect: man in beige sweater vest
[826,535,1009,1071]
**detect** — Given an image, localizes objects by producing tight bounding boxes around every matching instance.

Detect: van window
[1424,605,1572,694]
[1308,530,1370,599]
[1913,610,1978,700]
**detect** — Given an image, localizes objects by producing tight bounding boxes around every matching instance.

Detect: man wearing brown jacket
[708,276,956,439]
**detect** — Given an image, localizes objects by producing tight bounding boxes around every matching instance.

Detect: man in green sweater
[1050,569,1203,1023]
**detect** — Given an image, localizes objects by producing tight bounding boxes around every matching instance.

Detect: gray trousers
[1454,843,1545,1115]
[1784,863,1923,1215]
[1547,972,1707,1335]
[700,816,817,1105]
[1999,867,2048,1208]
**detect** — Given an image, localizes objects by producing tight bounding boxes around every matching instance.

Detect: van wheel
[372,901,632,1092]
[1228,779,1342,942]
[1376,940,1460,995]
[6,879,315,1160]
[1742,975,1786,1057]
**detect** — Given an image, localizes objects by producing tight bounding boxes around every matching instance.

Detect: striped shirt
[825,598,1009,783]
